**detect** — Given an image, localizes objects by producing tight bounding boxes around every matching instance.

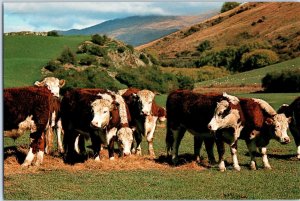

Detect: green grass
[196,57,300,87]
[4,93,300,200]
[4,35,90,88]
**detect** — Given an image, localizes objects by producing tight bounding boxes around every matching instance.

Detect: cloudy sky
[4,2,224,33]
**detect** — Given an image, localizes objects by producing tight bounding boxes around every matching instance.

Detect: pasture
[3,93,300,200]
[3,35,300,199]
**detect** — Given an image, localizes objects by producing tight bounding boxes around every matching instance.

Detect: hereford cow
[208,96,291,171]
[277,96,300,159]
[61,88,133,164]
[165,90,239,165]
[119,88,166,156]
[4,86,59,166]
[34,77,65,154]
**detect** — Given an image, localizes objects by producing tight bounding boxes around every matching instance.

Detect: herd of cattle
[4,77,300,171]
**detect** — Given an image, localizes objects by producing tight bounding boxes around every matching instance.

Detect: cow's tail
[73,129,90,154]
[165,123,174,157]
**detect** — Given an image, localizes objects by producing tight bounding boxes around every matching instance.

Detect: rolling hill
[139,2,300,60]
[57,13,218,46]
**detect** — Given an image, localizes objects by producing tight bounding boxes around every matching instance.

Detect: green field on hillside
[4,35,89,88]
[196,57,300,87]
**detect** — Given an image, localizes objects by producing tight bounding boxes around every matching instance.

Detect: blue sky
[3,2,224,33]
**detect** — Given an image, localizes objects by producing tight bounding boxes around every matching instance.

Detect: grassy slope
[4,93,300,199]
[4,35,89,88]
[196,56,300,87]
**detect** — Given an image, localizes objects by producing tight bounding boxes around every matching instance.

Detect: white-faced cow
[278,96,300,159]
[4,86,59,166]
[34,77,65,154]
[61,88,133,164]
[165,90,238,165]
[119,88,166,157]
[208,95,291,171]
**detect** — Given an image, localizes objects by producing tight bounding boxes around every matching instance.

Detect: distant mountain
[57,13,218,46]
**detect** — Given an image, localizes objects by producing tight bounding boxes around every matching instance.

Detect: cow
[4,86,59,166]
[119,88,166,157]
[208,95,291,171]
[165,90,238,165]
[61,88,133,164]
[34,77,65,154]
[277,96,300,159]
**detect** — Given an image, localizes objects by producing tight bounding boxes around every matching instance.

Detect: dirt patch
[4,146,206,176]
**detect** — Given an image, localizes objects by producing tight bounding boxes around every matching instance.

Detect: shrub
[91,34,108,46]
[44,60,62,72]
[139,54,149,65]
[197,40,212,52]
[77,43,88,54]
[221,2,241,13]
[176,73,194,90]
[126,45,134,53]
[240,49,279,71]
[47,31,59,37]
[262,69,300,92]
[58,47,76,64]
[184,26,199,37]
[197,66,231,82]
[88,45,107,57]
[117,46,126,53]
[79,55,97,66]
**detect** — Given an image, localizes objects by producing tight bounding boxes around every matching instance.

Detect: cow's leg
[260,147,271,169]
[146,117,158,157]
[230,141,241,171]
[166,127,174,157]
[204,137,216,164]
[246,140,257,170]
[90,133,101,161]
[194,136,203,162]
[290,125,300,159]
[133,131,143,156]
[45,126,54,155]
[56,119,64,154]
[171,127,186,165]
[108,138,115,160]
[35,132,45,166]
[21,147,35,167]
[215,137,226,172]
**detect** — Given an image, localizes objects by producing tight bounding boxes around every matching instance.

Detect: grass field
[3,35,300,199]
[4,35,90,88]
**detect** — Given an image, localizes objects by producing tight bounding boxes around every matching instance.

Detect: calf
[4,86,57,166]
[208,96,291,171]
[120,88,166,156]
[165,90,238,165]
[61,88,133,164]
[278,96,300,159]
[34,77,65,154]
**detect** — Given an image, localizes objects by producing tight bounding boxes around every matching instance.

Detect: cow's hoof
[148,150,155,157]
[34,161,42,166]
[219,167,226,172]
[94,156,100,161]
[234,165,241,171]
[109,157,115,160]
[264,165,272,170]
[21,161,31,168]
[250,161,257,170]
[219,161,226,172]
[297,154,300,160]
[136,150,142,156]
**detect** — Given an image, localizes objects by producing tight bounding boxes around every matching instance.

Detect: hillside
[58,13,218,46]
[140,2,300,61]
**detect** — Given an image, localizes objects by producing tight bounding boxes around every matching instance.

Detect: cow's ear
[59,79,66,87]
[265,117,273,125]
[34,81,44,86]
[288,117,292,123]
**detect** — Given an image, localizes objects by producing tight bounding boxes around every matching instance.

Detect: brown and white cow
[165,90,237,165]
[208,95,291,171]
[61,88,133,164]
[34,77,65,154]
[278,96,300,159]
[120,88,166,156]
[4,86,58,166]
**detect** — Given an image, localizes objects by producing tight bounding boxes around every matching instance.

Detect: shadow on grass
[4,146,27,164]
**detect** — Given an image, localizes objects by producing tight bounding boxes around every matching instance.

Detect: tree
[221,2,241,13]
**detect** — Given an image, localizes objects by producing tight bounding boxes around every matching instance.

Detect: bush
[47,31,59,37]
[139,54,149,65]
[44,60,62,72]
[126,45,134,53]
[79,55,97,66]
[117,46,126,53]
[221,2,241,13]
[58,47,76,64]
[240,49,279,71]
[262,69,300,92]
[176,74,194,90]
[91,34,108,46]
[197,66,231,82]
[197,40,212,52]
[88,45,107,57]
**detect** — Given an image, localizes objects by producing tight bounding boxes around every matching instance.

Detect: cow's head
[117,127,133,156]
[91,99,115,129]
[208,100,242,132]
[34,77,65,97]
[266,114,291,144]
[134,90,155,116]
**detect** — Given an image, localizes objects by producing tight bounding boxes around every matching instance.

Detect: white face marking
[91,99,112,129]
[137,90,155,116]
[117,127,133,156]
[272,114,290,144]
[208,100,241,132]
[106,127,118,145]
[223,92,239,105]
[34,77,65,97]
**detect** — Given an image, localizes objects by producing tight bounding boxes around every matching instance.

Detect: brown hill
[139,2,300,60]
